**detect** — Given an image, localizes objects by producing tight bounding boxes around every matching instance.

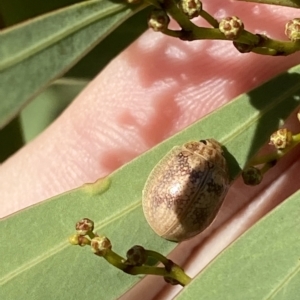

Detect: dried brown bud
[270,128,293,150]
[285,18,300,42]
[233,41,253,53]
[179,0,202,19]
[75,218,94,236]
[91,236,112,256]
[219,16,244,40]
[148,9,170,32]
[125,245,147,266]
[242,167,263,186]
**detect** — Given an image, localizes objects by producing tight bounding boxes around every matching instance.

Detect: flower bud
[285,18,300,42]
[91,236,112,256]
[125,245,147,266]
[242,167,262,186]
[219,16,244,40]
[270,128,293,150]
[233,41,253,53]
[179,0,202,19]
[148,9,170,32]
[75,218,94,236]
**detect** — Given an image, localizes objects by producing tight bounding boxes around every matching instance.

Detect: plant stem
[170,264,192,286]
[162,0,196,31]
[162,29,183,38]
[102,248,192,286]
[199,10,218,28]
[143,0,300,56]
[249,133,300,166]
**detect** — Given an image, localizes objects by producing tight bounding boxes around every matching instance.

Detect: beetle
[142,139,229,242]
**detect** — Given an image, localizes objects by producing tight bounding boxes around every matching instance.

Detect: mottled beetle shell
[142,139,229,242]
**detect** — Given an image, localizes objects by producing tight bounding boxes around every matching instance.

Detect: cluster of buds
[69,218,113,256]
[242,128,294,186]
[242,109,300,186]
[69,218,191,286]
[126,0,300,56]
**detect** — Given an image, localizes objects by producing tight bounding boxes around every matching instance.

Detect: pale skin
[2,1,300,298]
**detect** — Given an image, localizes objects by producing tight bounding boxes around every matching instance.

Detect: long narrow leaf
[1,65,300,299]
[236,0,300,8]
[0,0,146,128]
[176,189,300,299]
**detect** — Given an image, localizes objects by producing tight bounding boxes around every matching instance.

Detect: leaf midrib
[0,199,140,286]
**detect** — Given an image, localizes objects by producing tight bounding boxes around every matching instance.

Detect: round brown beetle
[142,139,229,242]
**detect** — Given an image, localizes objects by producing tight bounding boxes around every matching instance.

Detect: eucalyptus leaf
[1,65,300,299]
[176,189,300,299]
[237,0,300,8]
[0,0,147,129]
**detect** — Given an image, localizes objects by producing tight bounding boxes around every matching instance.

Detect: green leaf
[176,189,300,299]
[0,0,146,129]
[237,0,300,8]
[1,64,300,299]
